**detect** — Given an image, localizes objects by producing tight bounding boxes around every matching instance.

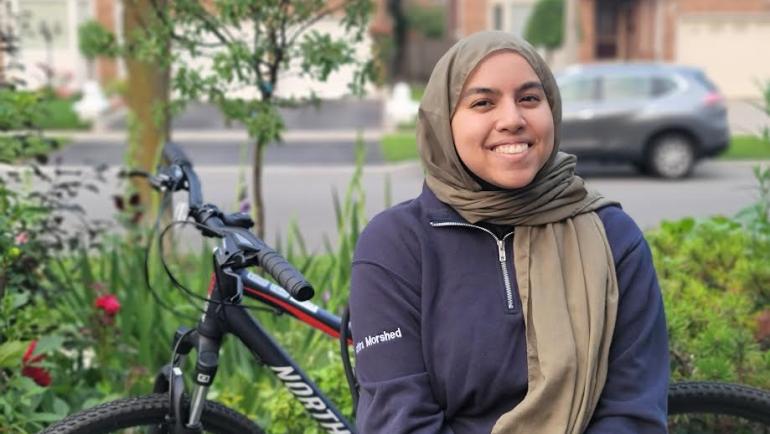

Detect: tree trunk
[252,141,266,239]
[123,0,170,222]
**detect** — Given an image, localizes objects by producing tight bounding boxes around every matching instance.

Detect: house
[575,0,770,99]
[2,0,106,90]
[448,0,770,99]
[2,0,374,99]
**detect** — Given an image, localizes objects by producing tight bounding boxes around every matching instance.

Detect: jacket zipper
[429,221,516,312]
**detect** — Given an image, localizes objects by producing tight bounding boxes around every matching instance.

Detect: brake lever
[118,167,185,193]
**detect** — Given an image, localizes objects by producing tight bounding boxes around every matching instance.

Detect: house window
[17,0,70,50]
[493,4,504,30]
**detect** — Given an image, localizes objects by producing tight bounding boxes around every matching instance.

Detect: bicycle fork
[154,296,226,433]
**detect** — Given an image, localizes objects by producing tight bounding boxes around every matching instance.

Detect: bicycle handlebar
[159,142,315,301]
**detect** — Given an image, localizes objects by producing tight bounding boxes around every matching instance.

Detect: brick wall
[676,0,770,14]
[459,0,489,36]
[578,0,596,61]
[94,0,118,85]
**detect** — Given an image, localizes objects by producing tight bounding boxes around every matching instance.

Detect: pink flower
[21,340,52,387]
[94,294,121,316]
[14,232,29,245]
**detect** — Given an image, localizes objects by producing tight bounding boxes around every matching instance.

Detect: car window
[602,75,653,101]
[651,76,678,97]
[687,70,718,92]
[558,78,597,103]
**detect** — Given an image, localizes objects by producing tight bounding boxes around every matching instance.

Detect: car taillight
[704,91,724,106]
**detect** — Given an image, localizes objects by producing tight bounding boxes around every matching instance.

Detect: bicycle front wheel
[39,394,265,434]
[668,381,770,433]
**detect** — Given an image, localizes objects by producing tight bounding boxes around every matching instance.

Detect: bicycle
[41,142,770,434]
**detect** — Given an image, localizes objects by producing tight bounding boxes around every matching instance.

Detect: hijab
[417,31,619,434]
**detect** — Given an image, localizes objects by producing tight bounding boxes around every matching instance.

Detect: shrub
[525,0,564,51]
[647,166,770,387]
[0,165,109,431]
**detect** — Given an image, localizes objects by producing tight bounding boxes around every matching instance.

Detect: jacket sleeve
[350,260,455,434]
[585,233,669,434]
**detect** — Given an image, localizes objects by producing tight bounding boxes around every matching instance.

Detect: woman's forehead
[462,50,541,87]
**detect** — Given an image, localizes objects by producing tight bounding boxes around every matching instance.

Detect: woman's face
[451,51,555,190]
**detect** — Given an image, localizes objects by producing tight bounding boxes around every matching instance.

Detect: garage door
[676,13,770,99]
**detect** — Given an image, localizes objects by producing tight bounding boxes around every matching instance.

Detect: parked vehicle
[556,63,730,178]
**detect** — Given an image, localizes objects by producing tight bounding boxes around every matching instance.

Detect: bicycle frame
[168,267,356,434]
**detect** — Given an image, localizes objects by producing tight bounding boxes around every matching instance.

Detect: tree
[123,0,171,220]
[78,1,171,224]
[524,0,564,63]
[140,0,375,237]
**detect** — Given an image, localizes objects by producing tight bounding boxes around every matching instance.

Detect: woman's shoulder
[595,205,646,264]
[354,198,425,266]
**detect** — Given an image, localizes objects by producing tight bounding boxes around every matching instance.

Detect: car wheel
[632,160,650,175]
[647,134,695,179]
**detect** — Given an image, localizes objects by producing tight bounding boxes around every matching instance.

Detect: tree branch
[287,0,351,47]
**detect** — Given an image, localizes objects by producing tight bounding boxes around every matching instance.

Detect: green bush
[525,0,564,50]
[647,166,770,388]
[405,5,445,40]
[78,20,119,60]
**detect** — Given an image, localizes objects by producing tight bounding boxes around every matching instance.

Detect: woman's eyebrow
[460,87,501,100]
[518,81,544,93]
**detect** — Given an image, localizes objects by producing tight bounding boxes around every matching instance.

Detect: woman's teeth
[493,143,529,154]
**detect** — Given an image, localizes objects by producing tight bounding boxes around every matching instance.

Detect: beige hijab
[417,31,619,434]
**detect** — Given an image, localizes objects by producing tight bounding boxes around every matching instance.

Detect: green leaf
[0,341,28,368]
[34,335,65,356]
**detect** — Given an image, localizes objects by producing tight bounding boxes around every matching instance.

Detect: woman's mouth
[492,143,531,155]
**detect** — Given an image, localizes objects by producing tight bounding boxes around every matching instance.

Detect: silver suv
[556,63,729,178]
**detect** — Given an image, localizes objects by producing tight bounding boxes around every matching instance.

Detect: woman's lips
[491,142,531,155]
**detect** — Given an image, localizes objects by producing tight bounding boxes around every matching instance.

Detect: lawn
[380,131,770,163]
[381,130,419,162]
[38,95,91,130]
[721,135,770,160]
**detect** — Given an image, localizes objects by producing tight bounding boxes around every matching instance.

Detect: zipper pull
[496,239,506,262]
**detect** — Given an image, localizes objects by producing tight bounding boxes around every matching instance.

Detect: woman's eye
[471,99,492,109]
[520,95,541,103]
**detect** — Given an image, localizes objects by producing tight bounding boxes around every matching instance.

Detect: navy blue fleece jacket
[349,184,668,434]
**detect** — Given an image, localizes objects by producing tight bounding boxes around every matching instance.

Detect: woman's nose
[495,100,526,133]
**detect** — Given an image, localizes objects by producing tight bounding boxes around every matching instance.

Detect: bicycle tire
[38,394,265,434]
[668,381,770,431]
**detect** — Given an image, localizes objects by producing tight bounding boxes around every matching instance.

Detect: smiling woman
[350,31,669,434]
[451,51,555,189]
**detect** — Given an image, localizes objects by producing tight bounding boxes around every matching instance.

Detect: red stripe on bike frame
[208,274,216,296]
[244,286,353,345]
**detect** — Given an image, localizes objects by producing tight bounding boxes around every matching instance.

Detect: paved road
[107,99,384,131]
[4,160,765,252]
[50,136,384,166]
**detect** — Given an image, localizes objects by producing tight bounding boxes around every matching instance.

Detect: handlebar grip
[163,142,192,167]
[258,248,315,301]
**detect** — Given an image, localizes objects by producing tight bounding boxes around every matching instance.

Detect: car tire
[646,133,696,179]
[632,160,650,175]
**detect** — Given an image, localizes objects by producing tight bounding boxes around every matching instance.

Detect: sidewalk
[51,128,384,143]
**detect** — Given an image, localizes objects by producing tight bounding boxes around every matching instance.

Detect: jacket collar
[418,182,467,224]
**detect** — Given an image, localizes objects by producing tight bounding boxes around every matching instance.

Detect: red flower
[21,340,52,387]
[14,232,29,245]
[94,294,121,316]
